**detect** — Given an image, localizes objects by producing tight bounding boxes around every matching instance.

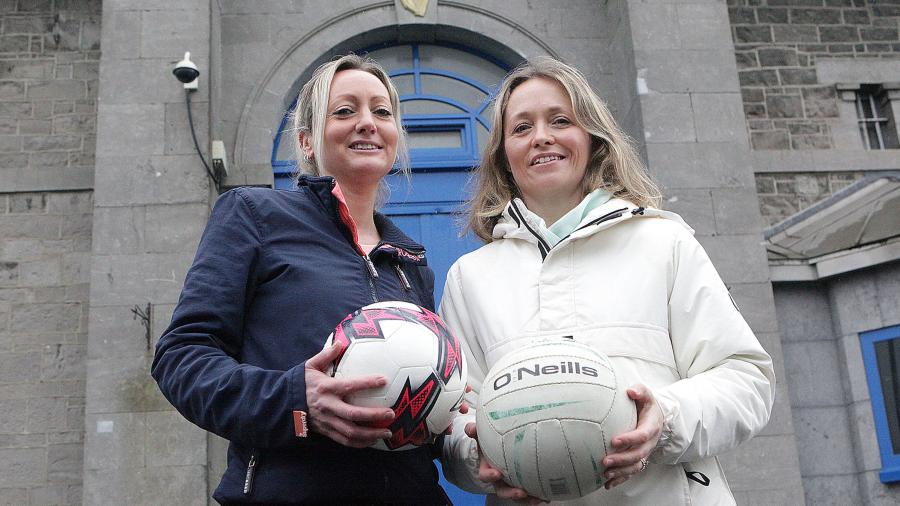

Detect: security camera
[173,51,199,90]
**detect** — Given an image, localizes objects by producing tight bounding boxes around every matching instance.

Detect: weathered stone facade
[0,1,100,504]
[756,170,866,224]
[729,0,900,151]
[4,1,900,505]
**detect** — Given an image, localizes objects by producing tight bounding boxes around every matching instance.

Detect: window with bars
[856,84,899,150]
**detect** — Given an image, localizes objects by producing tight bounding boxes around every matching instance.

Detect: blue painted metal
[860,324,900,483]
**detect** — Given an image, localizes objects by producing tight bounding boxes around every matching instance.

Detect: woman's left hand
[601,384,664,489]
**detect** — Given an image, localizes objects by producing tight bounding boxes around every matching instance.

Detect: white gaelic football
[324,301,467,451]
[476,339,636,501]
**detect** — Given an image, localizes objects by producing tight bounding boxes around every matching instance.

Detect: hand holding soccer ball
[316,301,468,451]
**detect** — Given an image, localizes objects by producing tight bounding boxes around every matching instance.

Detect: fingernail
[382,431,392,439]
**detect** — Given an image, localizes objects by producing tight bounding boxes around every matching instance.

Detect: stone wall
[728,0,900,151]
[0,0,100,181]
[0,1,100,504]
[0,191,91,505]
[755,170,866,225]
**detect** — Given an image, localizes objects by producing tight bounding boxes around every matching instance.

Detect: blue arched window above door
[271,43,509,188]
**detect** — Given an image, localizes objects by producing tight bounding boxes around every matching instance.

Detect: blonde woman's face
[318,69,398,185]
[503,77,591,214]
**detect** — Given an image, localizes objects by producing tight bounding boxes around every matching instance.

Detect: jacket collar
[493,197,692,256]
[296,175,426,265]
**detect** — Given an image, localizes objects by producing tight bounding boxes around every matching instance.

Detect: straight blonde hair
[468,56,661,241]
[290,54,409,201]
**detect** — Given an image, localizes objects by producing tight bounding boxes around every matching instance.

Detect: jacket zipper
[243,449,258,495]
[363,253,379,303]
[554,207,630,245]
[393,264,411,291]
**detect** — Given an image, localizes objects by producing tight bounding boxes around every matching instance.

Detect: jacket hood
[493,197,693,252]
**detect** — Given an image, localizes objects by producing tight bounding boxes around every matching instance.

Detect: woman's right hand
[304,341,396,448]
[465,422,546,505]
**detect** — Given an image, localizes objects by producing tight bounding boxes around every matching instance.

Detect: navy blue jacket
[151,176,448,504]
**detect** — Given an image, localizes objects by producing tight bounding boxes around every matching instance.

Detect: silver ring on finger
[639,458,649,472]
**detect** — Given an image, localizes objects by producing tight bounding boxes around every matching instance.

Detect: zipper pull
[394,264,411,291]
[363,254,379,279]
[244,451,257,495]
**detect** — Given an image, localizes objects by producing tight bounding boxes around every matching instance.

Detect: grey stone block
[773,25,819,43]
[19,118,52,135]
[692,93,747,144]
[677,3,732,51]
[859,469,900,505]
[25,79,85,100]
[782,340,846,407]
[829,270,884,335]
[139,9,209,60]
[22,134,82,152]
[88,305,155,358]
[727,282,779,334]
[799,474,861,506]
[93,154,211,207]
[95,104,164,157]
[144,410,206,467]
[96,58,192,105]
[847,400,881,472]
[88,251,193,307]
[0,488,27,505]
[28,485,69,505]
[0,448,45,486]
[640,93,695,143]
[10,303,80,333]
[29,151,70,168]
[82,412,147,471]
[46,191,92,214]
[0,399,27,432]
[766,95,803,118]
[793,406,856,476]
[83,354,170,413]
[720,434,803,493]
[47,443,82,482]
[90,207,143,255]
[772,283,836,342]
[164,100,208,156]
[144,203,207,254]
[83,464,207,506]
[0,134,21,152]
[627,2,680,51]
[875,262,900,324]
[732,487,806,506]
[637,49,740,93]
[26,396,68,432]
[697,234,771,284]
[659,188,715,235]
[0,58,53,79]
[646,141,755,190]
[0,352,40,383]
[41,343,85,381]
[18,258,62,286]
[712,186,764,234]
[751,130,790,150]
[820,25,859,42]
[735,25,773,43]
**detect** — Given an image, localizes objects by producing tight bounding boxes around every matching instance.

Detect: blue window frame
[861,323,900,483]
[270,43,506,188]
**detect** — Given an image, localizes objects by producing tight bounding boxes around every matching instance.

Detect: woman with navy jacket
[152,55,451,504]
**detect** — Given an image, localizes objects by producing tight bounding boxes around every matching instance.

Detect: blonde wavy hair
[290,54,409,199]
[468,56,661,241]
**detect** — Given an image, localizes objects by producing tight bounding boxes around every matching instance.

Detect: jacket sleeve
[651,227,776,464]
[151,189,309,449]
[438,261,495,494]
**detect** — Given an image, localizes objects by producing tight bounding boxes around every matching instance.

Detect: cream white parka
[439,198,775,506]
